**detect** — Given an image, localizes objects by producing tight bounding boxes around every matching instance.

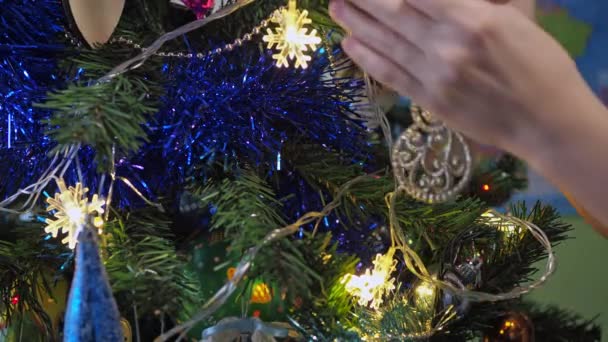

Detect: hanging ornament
[412,280,438,312]
[441,258,483,317]
[45,179,105,249]
[392,105,472,203]
[63,0,125,47]
[201,317,299,342]
[250,282,273,305]
[263,0,322,69]
[171,0,217,19]
[483,312,535,342]
[120,318,133,342]
[63,223,123,342]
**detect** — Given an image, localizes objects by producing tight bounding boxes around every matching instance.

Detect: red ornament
[181,0,215,19]
[252,310,261,318]
[10,294,19,305]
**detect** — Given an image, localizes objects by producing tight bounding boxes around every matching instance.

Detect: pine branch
[40,78,153,171]
[118,0,169,36]
[194,169,362,315]
[104,210,203,320]
[521,302,602,341]
[286,142,487,250]
[284,232,359,322]
[0,217,66,337]
[197,169,286,245]
[280,232,361,340]
[438,300,602,342]
[482,202,570,292]
[36,41,163,172]
[353,292,459,341]
[195,169,321,296]
[435,203,573,338]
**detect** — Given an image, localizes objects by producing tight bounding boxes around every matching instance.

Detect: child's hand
[329,0,589,155]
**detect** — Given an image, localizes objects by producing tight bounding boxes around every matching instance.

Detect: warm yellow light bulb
[342,249,397,309]
[45,180,105,249]
[66,205,85,225]
[482,210,522,236]
[415,282,435,299]
[285,26,299,44]
[263,0,321,69]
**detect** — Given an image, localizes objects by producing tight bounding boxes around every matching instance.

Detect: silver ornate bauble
[391,105,472,203]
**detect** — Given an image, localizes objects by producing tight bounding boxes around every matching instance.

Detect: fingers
[344,0,430,24]
[341,36,425,100]
[406,0,453,20]
[330,0,490,107]
[329,0,425,71]
[333,0,434,50]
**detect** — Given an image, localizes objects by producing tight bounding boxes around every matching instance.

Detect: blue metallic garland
[0,0,384,257]
[0,0,67,197]
[115,45,370,205]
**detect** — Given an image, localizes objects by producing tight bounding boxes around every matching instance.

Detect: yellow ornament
[226,267,237,281]
[263,0,321,69]
[414,280,437,312]
[45,179,105,249]
[250,282,272,304]
[120,318,133,342]
[341,249,397,309]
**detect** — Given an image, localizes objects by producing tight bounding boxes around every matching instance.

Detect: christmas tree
[0,0,602,341]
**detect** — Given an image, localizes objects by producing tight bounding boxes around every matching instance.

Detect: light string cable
[363,75,557,304]
[156,174,374,342]
[99,0,258,83]
[0,144,80,214]
[388,191,556,302]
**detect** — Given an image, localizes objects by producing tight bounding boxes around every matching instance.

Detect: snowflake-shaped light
[342,249,397,309]
[45,180,105,249]
[263,0,321,69]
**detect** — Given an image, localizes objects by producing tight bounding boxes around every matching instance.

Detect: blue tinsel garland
[0,0,67,196]
[114,46,370,206]
[0,2,384,251]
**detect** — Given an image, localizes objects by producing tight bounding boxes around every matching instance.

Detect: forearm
[509,0,535,18]
[517,86,608,236]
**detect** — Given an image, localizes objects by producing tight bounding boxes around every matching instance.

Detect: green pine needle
[104,210,203,320]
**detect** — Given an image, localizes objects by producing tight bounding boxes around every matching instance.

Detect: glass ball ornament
[441,258,483,318]
[483,312,535,342]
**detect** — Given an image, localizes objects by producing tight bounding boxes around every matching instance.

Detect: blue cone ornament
[64,223,123,341]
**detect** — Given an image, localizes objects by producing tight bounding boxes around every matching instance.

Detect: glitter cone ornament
[63,222,123,342]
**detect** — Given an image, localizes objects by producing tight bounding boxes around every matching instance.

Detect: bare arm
[510,0,535,17]
[518,87,608,237]
[487,0,608,236]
